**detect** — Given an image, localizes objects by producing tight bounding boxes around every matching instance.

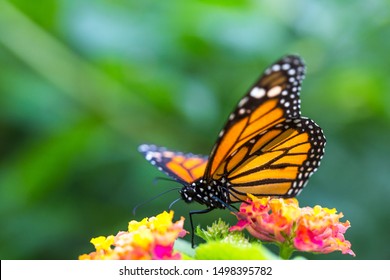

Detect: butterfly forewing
[138,144,208,184]
[204,55,306,179]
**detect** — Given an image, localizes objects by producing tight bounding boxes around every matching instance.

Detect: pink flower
[294,206,354,256]
[230,195,355,257]
[231,195,300,243]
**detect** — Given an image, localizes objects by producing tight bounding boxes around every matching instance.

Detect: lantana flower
[230,194,355,259]
[79,211,186,260]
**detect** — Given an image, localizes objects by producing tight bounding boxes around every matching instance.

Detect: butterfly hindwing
[138,144,208,184]
[204,55,306,179]
[223,117,325,202]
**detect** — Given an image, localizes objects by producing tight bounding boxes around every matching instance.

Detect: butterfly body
[180,178,230,209]
[138,55,326,244]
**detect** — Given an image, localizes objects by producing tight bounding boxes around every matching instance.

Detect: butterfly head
[179,183,197,203]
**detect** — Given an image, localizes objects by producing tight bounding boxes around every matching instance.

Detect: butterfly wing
[204,55,306,179]
[138,144,208,184]
[224,117,325,201]
[204,55,325,199]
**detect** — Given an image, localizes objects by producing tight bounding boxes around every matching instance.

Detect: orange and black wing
[138,144,208,184]
[223,117,325,202]
[203,55,325,199]
[204,55,306,179]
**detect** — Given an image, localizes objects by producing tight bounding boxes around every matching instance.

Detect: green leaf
[194,241,279,260]
[180,220,280,259]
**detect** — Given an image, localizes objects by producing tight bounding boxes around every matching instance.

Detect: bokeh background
[1,0,389,260]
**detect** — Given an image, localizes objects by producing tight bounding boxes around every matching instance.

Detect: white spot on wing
[267,86,282,97]
[249,87,266,99]
[272,64,281,71]
[145,153,153,160]
[138,144,150,152]
[288,69,296,75]
[238,96,249,107]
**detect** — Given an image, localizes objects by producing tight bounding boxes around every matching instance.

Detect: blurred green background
[1,0,389,260]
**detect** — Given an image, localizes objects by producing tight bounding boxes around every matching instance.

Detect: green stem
[279,243,294,260]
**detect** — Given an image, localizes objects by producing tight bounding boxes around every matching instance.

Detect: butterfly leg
[189,208,213,248]
[211,195,239,212]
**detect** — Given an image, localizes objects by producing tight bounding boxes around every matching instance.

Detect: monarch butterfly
[139,55,326,245]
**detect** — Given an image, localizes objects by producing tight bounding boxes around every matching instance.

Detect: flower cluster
[79,211,186,260]
[230,195,355,258]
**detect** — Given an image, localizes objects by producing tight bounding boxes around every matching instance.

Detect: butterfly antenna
[153,177,181,185]
[132,187,182,215]
[168,197,182,210]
